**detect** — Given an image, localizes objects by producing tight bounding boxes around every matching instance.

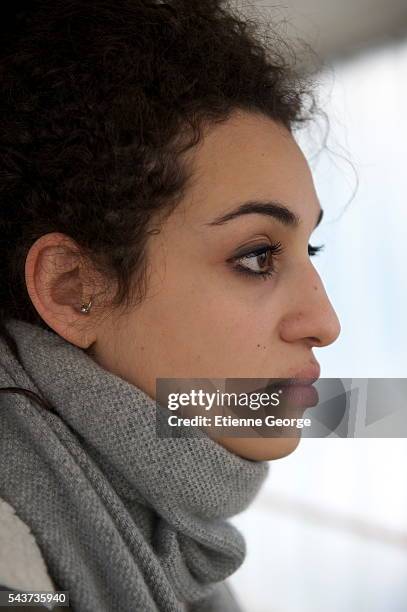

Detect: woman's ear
[24,232,101,348]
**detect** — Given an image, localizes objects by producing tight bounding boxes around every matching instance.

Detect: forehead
[179,110,319,223]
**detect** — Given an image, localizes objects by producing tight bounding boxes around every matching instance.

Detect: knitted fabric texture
[0,318,269,612]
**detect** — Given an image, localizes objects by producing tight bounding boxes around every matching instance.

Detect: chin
[217,435,302,461]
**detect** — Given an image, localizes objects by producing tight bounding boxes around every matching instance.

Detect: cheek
[138,287,283,378]
[123,249,292,378]
[167,289,261,343]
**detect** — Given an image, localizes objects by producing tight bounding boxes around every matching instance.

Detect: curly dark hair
[0,0,318,407]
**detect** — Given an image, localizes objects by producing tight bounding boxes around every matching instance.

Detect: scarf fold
[0,318,269,612]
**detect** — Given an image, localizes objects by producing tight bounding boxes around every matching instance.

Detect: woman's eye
[231,242,284,280]
[229,242,325,281]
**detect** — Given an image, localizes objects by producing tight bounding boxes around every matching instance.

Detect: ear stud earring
[80,297,93,314]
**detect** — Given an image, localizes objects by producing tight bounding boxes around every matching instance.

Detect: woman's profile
[0,1,341,611]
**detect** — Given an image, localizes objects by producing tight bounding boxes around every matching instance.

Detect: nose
[279,262,341,348]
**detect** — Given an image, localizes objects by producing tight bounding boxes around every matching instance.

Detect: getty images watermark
[155,378,407,438]
[165,386,311,431]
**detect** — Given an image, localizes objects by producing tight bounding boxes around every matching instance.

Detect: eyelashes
[308,244,324,257]
[231,242,284,280]
[230,242,325,280]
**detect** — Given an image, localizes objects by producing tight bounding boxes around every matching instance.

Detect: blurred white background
[229,2,407,610]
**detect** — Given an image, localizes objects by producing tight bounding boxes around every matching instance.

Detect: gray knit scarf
[0,318,269,612]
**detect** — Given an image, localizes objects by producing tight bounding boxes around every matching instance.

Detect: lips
[271,361,321,387]
[266,362,321,409]
[290,361,321,383]
[278,383,319,409]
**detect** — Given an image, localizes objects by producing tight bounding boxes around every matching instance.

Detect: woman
[0,1,341,611]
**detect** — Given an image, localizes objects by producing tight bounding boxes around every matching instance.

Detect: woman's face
[27,110,341,460]
[91,111,341,459]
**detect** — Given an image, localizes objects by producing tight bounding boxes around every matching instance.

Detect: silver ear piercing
[80,297,93,314]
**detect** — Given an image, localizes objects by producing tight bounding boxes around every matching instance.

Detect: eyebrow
[204,200,324,230]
